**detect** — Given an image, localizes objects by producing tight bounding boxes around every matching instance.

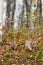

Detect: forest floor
[0,43,43,65]
[0,28,43,65]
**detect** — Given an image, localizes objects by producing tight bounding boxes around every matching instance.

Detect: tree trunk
[21,1,24,27]
[6,0,11,27]
[37,0,42,24]
[12,0,16,21]
[24,0,32,28]
[7,0,11,18]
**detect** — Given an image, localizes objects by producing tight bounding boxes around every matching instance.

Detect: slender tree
[6,0,11,27]
[21,1,24,27]
[12,0,16,21]
[7,0,11,18]
[37,0,42,24]
[24,0,32,27]
[6,0,16,28]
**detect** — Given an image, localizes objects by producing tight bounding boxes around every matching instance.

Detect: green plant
[22,51,28,62]
[36,48,43,65]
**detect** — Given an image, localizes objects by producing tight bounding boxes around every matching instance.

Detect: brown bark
[24,0,32,27]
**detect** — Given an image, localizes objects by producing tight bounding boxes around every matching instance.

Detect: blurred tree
[7,0,11,18]
[37,0,42,24]
[12,0,16,21]
[6,0,11,27]
[24,0,32,27]
[21,0,24,27]
[6,0,16,29]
